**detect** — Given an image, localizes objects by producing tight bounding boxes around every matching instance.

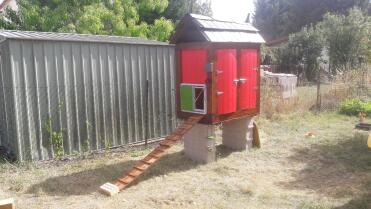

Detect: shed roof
[170,14,265,44]
[0,30,170,46]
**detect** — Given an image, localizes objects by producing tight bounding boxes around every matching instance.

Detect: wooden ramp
[99,115,203,196]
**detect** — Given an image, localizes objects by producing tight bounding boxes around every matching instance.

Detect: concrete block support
[222,117,254,150]
[183,124,216,163]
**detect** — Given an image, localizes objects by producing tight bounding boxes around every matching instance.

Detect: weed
[45,119,64,158]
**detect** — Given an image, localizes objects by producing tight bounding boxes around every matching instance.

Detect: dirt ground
[0,112,370,209]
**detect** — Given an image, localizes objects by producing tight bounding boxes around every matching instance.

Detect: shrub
[339,99,371,116]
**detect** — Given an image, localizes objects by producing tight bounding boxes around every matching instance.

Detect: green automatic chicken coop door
[180,84,206,114]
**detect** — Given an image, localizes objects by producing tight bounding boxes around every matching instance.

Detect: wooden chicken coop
[170,14,265,124]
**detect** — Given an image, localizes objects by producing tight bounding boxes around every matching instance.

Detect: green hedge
[339,99,371,116]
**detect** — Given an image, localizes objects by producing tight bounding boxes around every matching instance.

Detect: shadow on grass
[26,144,235,196]
[279,131,371,208]
[216,144,235,159]
[26,150,200,196]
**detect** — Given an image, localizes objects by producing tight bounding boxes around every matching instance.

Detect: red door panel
[216,49,237,115]
[181,49,208,84]
[240,49,258,110]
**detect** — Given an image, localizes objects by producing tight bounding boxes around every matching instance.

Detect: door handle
[217,91,224,96]
[217,70,223,74]
[239,78,247,84]
[233,79,239,85]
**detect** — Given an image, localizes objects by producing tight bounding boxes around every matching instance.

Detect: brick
[0,198,14,209]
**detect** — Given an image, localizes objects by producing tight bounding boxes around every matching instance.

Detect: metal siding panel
[62,43,75,155]
[163,47,170,134]
[130,46,140,142]
[81,44,95,150]
[149,47,159,138]
[9,41,25,160]
[144,47,153,139]
[168,48,177,130]
[117,46,128,144]
[157,47,166,136]
[44,42,58,159]
[107,44,118,146]
[0,44,8,147]
[72,43,85,153]
[2,42,17,155]
[90,43,101,149]
[138,46,146,140]
[53,43,67,156]
[125,46,136,143]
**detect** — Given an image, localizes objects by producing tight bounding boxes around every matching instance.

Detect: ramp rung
[135,161,151,170]
[127,168,143,177]
[149,150,165,158]
[160,139,177,147]
[100,115,203,196]
[142,155,158,164]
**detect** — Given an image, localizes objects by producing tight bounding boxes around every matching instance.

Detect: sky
[211,0,255,23]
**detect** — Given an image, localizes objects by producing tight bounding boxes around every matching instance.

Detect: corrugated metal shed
[170,14,265,44]
[0,30,169,45]
[0,30,177,161]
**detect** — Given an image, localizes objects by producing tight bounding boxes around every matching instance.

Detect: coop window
[194,87,205,111]
[180,84,207,114]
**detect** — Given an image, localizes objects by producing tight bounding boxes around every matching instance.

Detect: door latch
[217,91,224,96]
[239,78,247,84]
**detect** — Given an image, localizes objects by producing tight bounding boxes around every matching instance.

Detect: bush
[339,99,371,116]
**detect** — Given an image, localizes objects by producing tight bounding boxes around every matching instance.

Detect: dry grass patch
[0,112,370,209]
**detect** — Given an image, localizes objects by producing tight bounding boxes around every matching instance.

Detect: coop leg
[222,117,254,150]
[183,124,216,163]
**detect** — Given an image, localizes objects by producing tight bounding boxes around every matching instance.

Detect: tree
[320,7,370,72]
[163,0,212,23]
[253,0,370,40]
[276,25,325,80]
[265,6,370,82]
[0,0,174,41]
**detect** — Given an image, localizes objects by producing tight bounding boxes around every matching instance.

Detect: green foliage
[320,7,370,71]
[339,99,371,116]
[266,7,370,80]
[274,25,325,80]
[45,119,64,158]
[0,0,176,41]
[149,17,174,41]
[164,0,212,23]
[254,0,370,40]
[0,0,212,41]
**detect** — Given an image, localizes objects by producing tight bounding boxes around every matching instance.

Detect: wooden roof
[170,14,265,44]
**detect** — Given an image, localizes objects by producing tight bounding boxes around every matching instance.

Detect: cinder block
[183,124,216,163]
[222,117,254,150]
[0,198,15,209]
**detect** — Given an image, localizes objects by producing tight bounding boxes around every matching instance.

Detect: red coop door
[239,49,258,110]
[216,49,237,115]
[181,48,208,84]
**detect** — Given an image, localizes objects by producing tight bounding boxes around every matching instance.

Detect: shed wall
[1,39,176,161]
